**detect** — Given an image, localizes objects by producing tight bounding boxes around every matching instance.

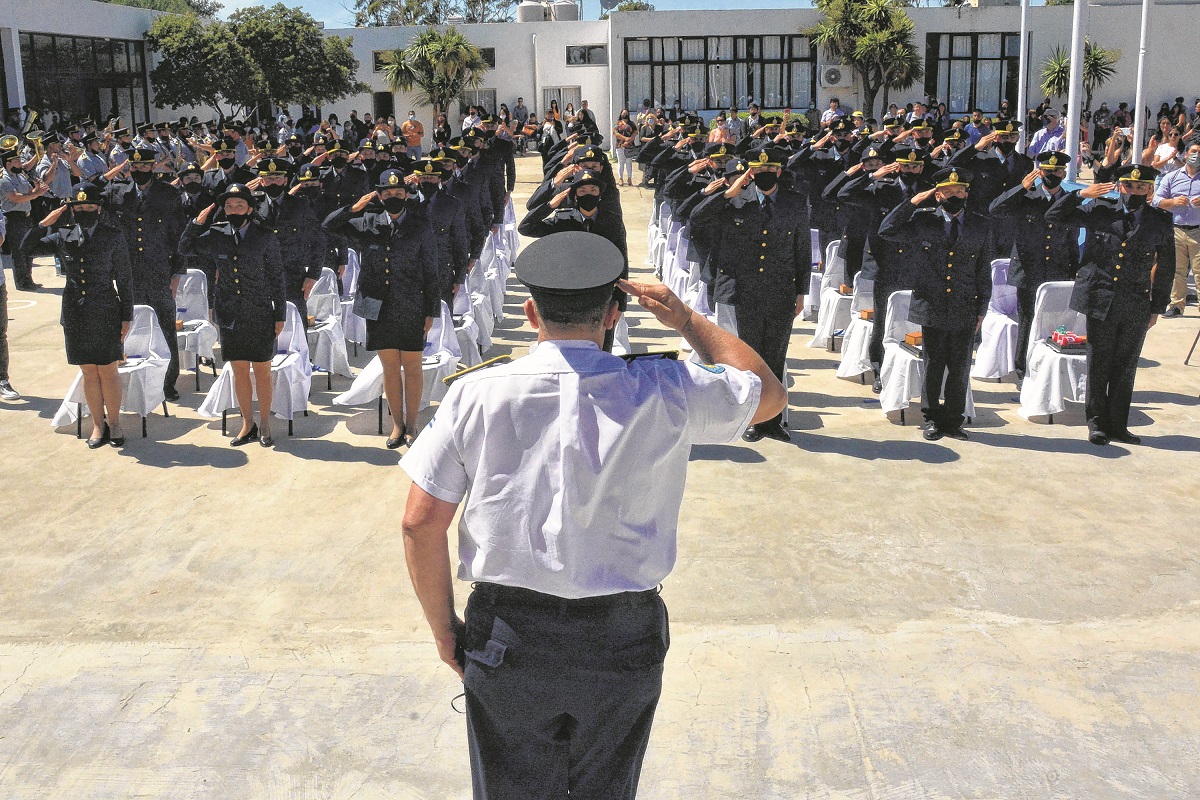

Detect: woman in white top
[1151,127,1186,173]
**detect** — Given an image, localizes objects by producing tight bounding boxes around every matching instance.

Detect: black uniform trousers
[1084,294,1151,436]
[1014,287,1038,379]
[462,583,669,800]
[136,285,181,391]
[3,212,35,287]
[869,283,895,368]
[843,235,866,288]
[735,299,793,427]
[920,325,974,430]
[0,284,9,381]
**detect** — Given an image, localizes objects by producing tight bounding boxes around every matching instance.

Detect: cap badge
[76,190,87,201]
[1047,155,1058,167]
[388,173,399,185]
[1131,168,1141,180]
[267,161,277,173]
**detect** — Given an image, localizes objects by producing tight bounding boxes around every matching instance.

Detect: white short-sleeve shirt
[401,340,761,599]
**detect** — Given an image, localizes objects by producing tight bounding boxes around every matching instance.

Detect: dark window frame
[624,34,817,113]
[924,31,1022,116]
[566,44,607,66]
[17,31,150,125]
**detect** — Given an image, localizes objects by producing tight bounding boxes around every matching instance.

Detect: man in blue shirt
[965,109,992,147]
[1152,138,1200,317]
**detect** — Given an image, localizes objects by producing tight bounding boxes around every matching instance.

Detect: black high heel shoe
[385,423,407,450]
[87,422,111,449]
[230,423,259,447]
[109,427,126,447]
[259,431,275,447]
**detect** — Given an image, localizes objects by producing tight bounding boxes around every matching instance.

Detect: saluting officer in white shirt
[400,232,785,800]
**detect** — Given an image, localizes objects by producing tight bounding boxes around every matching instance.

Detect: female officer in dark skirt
[323,168,439,448]
[20,183,133,447]
[179,183,287,447]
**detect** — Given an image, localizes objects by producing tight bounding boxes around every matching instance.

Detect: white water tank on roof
[517,0,548,21]
[551,0,579,21]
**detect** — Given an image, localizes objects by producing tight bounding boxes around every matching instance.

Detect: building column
[1,27,26,111]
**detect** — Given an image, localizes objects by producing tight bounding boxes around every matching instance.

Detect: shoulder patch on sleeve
[699,363,726,374]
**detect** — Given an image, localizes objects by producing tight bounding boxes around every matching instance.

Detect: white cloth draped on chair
[175,268,218,371]
[175,269,210,322]
[306,266,341,323]
[836,275,875,380]
[198,302,312,426]
[334,301,461,413]
[810,246,854,350]
[52,304,171,431]
[879,290,975,420]
[971,259,1020,380]
[803,229,824,320]
[1018,280,1088,419]
[339,250,367,348]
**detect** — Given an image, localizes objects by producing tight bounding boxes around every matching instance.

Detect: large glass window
[925,32,1022,115]
[18,31,150,125]
[625,35,817,113]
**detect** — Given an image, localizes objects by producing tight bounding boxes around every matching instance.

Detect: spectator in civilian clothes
[1153,138,1200,317]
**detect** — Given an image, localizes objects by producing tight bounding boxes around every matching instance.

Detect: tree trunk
[861,79,881,121]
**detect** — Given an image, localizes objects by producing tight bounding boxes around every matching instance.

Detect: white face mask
[1187,152,1200,169]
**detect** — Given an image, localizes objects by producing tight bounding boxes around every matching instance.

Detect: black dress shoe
[872,376,883,394]
[759,422,791,442]
[1162,307,1184,319]
[164,387,181,402]
[1088,430,1110,446]
[386,424,407,449]
[259,434,275,448]
[230,423,259,446]
[109,429,126,447]
[87,423,111,449]
[942,427,969,441]
[741,425,764,443]
[1109,430,1141,445]
[921,421,943,441]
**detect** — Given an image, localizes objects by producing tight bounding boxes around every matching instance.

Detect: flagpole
[1064,0,1089,181]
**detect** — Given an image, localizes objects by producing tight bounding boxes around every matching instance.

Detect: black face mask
[898,171,920,186]
[382,196,407,214]
[753,172,779,193]
[331,156,348,169]
[288,146,303,157]
[73,210,99,228]
[217,158,235,170]
[7,166,23,175]
[940,196,966,215]
[833,138,852,152]
[182,182,202,194]
[131,170,154,186]
[1122,193,1147,212]
[418,183,438,202]
[263,183,286,199]
[575,193,601,212]
[1041,173,1064,190]
[996,141,1017,156]
[225,212,251,229]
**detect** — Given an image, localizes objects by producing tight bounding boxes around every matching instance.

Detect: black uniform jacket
[988,183,1080,289]
[178,219,288,326]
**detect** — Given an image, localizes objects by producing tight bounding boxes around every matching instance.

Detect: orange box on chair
[860,309,874,321]
[904,331,923,347]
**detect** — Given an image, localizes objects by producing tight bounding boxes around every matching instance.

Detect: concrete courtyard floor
[2,156,1199,799]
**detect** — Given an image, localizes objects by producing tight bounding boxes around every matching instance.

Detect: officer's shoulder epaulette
[619,350,679,365]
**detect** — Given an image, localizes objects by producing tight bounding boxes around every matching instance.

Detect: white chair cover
[306,267,340,322]
[802,229,824,320]
[197,302,312,421]
[177,319,218,370]
[52,305,171,427]
[339,251,367,347]
[502,197,520,256]
[1018,280,1088,419]
[972,259,1020,380]
[307,315,353,378]
[809,251,855,350]
[804,236,841,322]
[175,269,210,323]
[837,276,876,379]
[878,290,975,419]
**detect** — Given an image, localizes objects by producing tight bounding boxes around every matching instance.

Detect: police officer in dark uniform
[988,150,1080,382]
[1044,164,1175,445]
[408,157,470,303]
[202,138,254,197]
[878,168,992,441]
[950,119,1031,253]
[437,144,489,280]
[252,157,328,327]
[691,146,811,442]
[528,143,621,218]
[448,138,495,263]
[478,113,516,215]
[20,183,133,447]
[102,146,186,400]
[179,183,288,447]
[787,117,856,253]
[838,146,931,391]
[822,144,888,287]
[176,162,215,308]
[323,169,440,448]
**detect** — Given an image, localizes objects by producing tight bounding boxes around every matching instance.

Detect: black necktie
[762,195,774,219]
[949,216,960,248]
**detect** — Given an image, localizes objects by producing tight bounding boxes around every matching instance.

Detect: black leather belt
[472,581,659,612]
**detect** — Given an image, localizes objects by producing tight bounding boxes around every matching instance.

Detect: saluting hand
[352,192,378,212]
[1079,182,1115,199]
[1021,168,1042,191]
[976,131,998,151]
[549,188,571,209]
[40,205,68,228]
[846,162,864,176]
[702,177,727,196]
[872,162,900,180]
[724,168,754,199]
[195,203,216,225]
[688,158,708,174]
[620,279,692,332]
[911,188,937,206]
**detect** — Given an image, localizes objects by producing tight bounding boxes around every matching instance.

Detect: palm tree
[1040,39,1121,110]
[381,27,490,115]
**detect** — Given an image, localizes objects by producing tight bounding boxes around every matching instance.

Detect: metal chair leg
[288,418,293,437]
[378,396,383,435]
[327,372,332,391]
[222,409,228,436]
[1048,414,1055,425]
[142,416,147,438]
[1185,328,1200,365]
[77,404,82,439]
[195,367,200,392]
[161,402,169,418]
[900,408,906,426]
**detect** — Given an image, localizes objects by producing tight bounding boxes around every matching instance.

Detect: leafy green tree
[146,7,367,122]
[228,5,368,109]
[1040,39,1120,110]
[381,27,490,114]
[600,1,655,19]
[806,0,923,119]
[106,0,223,16]
[145,13,263,121]
[353,0,514,26]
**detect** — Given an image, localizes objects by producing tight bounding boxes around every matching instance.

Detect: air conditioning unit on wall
[819,64,853,89]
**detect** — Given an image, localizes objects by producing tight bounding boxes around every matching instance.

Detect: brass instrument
[19,109,38,136]
[26,130,45,161]
[0,134,18,152]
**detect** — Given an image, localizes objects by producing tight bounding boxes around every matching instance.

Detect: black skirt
[366,315,426,353]
[219,316,278,363]
[63,305,123,366]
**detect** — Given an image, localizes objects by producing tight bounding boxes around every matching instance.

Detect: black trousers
[136,286,181,392]
[869,283,896,368]
[1085,295,1150,436]
[843,235,866,287]
[1015,286,1037,379]
[463,584,669,800]
[735,300,793,426]
[0,284,9,381]
[920,324,974,429]
[3,212,34,287]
